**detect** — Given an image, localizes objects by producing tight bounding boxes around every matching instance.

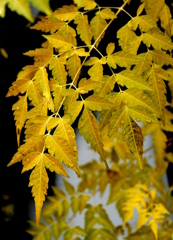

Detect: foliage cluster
[5,0,173,239]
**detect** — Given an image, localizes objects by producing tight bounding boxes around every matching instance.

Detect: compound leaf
[78,107,108,168]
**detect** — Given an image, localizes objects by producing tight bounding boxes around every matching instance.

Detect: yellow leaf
[128,105,160,124]
[74,14,92,45]
[149,220,158,240]
[78,107,108,168]
[0,47,8,58]
[43,33,73,53]
[128,15,157,32]
[0,0,7,18]
[78,78,97,94]
[144,0,164,22]
[53,5,79,21]
[152,126,167,164]
[136,210,151,230]
[12,94,27,146]
[108,51,140,69]
[90,14,107,47]
[28,158,48,224]
[121,88,159,116]
[98,8,116,20]
[27,81,44,107]
[160,4,172,37]
[116,69,153,90]
[94,75,116,97]
[142,27,173,51]
[24,48,53,66]
[106,42,115,55]
[6,65,39,97]
[63,89,79,113]
[24,115,49,139]
[66,54,81,85]
[84,95,115,111]
[54,118,78,158]
[66,101,83,125]
[8,0,33,22]
[117,24,136,51]
[108,107,127,137]
[45,135,81,176]
[43,153,69,177]
[71,196,79,216]
[27,99,47,119]
[63,179,75,195]
[88,62,103,81]
[49,57,67,85]
[30,16,64,33]
[151,50,173,67]
[123,114,143,169]
[29,0,52,17]
[34,67,53,112]
[7,135,46,167]
[147,66,167,122]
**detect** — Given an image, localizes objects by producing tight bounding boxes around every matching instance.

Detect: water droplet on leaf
[145,119,152,123]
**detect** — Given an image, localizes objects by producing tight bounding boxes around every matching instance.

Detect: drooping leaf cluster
[0,0,52,22]
[6,0,173,238]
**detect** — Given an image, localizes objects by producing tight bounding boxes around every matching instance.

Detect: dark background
[0,0,172,239]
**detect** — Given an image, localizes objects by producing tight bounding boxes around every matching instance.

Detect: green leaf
[142,27,173,51]
[74,14,92,45]
[78,107,108,168]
